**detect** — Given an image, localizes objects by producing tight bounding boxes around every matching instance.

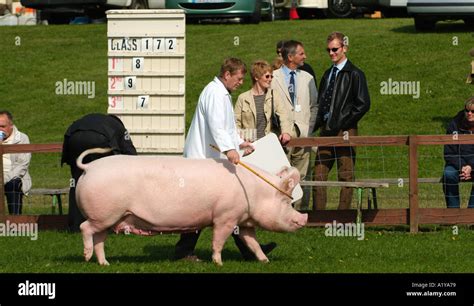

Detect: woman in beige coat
[234,60,293,144]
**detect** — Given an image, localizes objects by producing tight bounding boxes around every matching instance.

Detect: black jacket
[444,111,474,170]
[314,60,370,135]
[61,113,137,166]
[300,62,317,86]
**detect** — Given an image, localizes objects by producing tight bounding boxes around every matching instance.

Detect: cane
[210,144,293,200]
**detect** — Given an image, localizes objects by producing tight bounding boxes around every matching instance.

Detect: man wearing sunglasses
[313,32,371,211]
[271,40,318,211]
[443,96,474,208]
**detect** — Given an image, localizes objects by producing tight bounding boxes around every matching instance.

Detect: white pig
[75,148,307,266]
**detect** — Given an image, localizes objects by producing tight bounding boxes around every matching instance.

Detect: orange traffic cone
[289,7,299,20]
[289,0,299,20]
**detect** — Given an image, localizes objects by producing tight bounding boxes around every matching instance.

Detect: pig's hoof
[98,259,110,266]
[84,248,93,262]
[260,258,270,264]
[212,258,223,266]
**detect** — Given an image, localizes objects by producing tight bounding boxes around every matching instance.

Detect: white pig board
[240,133,303,203]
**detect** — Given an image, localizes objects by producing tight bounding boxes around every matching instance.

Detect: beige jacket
[271,67,318,137]
[234,89,294,137]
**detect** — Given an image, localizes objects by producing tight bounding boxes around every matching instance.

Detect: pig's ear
[276,166,290,178]
[279,167,300,194]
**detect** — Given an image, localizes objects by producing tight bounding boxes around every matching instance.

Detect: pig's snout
[292,213,308,229]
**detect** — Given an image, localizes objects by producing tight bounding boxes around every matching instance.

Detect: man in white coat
[175,58,277,261]
[1,111,31,215]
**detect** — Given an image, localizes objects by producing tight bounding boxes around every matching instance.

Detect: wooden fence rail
[287,135,474,233]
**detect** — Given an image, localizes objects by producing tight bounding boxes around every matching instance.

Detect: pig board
[240,133,303,203]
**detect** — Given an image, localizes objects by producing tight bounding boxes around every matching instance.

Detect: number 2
[165,38,177,52]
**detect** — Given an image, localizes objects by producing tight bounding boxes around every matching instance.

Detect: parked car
[21,0,275,24]
[351,0,408,17]
[165,0,276,23]
[280,0,354,19]
[21,0,136,23]
[407,0,474,31]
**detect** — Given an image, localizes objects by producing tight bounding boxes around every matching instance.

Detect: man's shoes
[175,255,202,262]
[242,242,277,261]
[261,242,277,255]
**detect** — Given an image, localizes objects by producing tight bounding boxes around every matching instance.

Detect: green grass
[0,226,472,273]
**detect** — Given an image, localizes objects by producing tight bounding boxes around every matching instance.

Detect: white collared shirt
[326,59,348,89]
[184,76,243,159]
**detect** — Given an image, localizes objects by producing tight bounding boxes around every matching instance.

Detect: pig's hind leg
[93,230,109,266]
[80,220,110,266]
[239,227,269,263]
[80,221,94,262]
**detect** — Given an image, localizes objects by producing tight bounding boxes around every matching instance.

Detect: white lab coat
[184,77,243,159]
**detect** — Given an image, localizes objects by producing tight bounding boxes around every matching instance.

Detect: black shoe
[242,242,278,261]
[261,242,277,255]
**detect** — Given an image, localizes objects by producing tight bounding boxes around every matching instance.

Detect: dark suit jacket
[315,60,370,136]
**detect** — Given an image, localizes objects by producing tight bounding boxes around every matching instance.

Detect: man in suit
[273,40,317,85]
[271,40,318,210]
[312,32,370,210]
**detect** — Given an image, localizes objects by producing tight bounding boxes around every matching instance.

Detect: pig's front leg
[211,223,236,266]
[239,227,269,263]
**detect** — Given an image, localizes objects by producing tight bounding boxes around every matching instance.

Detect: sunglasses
[326,46,343,53]
[465,109,474,113]
[264,74,274,79]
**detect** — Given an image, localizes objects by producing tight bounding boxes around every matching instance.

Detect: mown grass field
[1,226,473,273]
[1,18,474,274]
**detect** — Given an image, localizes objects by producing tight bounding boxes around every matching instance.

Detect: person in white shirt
[175,58,277,262]
[1,111,31,215]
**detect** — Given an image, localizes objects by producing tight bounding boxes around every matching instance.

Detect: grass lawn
[0,226,473,273]
[1,18,474,274]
